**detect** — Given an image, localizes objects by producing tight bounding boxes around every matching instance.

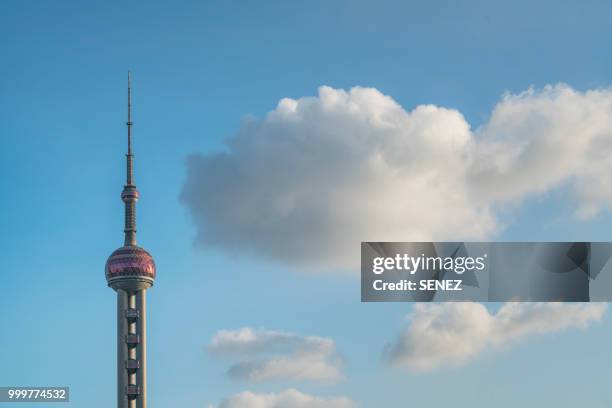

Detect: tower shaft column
[135,290,147,408]
[128,293,137,408]
[117,290,129,408]
[117,290,147,408]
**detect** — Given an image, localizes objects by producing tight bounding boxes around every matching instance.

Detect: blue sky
[2,1,612,407]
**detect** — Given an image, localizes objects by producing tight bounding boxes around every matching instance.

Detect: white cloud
[209,328,344,383]
[210,389,356,408]
[209,327,335,355]
[384,302,606,372]
[181,84,612,270]
[471,85,612,218]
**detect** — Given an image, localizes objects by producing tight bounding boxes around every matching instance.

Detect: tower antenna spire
[127,71,134,185]
[122,71,139,246]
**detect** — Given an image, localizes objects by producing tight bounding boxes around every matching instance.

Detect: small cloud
[209,328,344,383]
[384,302,606,372]
[211,389,356,408]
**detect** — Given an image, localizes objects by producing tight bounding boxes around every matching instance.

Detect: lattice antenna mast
[123,71,139,246]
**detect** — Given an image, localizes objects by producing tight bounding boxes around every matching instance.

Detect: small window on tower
[125,308,139,319]
[125,334,140,345]
[125,385,140,397]
[125,359,140,370]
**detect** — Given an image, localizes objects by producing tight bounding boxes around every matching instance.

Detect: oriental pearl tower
[105,72,156,408]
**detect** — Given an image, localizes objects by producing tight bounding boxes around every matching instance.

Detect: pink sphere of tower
[105,246,156,288]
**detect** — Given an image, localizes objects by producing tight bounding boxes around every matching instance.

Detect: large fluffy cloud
[181,84,612,270]
[384,302,607,372]
[209,328,344,383]
[210,389,356,408]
